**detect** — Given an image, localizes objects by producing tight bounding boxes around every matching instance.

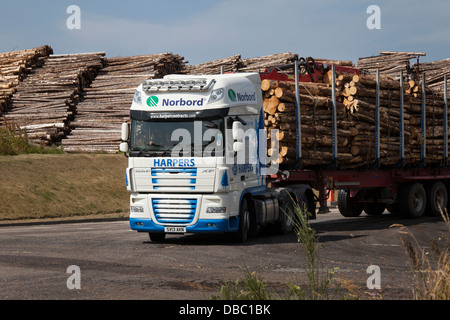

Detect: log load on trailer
[261,59,450,219]
[120,56,450,242]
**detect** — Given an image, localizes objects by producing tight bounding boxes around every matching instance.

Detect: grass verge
[0,153,129,221]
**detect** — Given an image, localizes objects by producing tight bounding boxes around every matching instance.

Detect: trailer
[120,58,449,242]
[265,62,450,220]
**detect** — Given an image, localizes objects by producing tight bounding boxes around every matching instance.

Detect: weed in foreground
[396,208,450,300]
[216,268,275,300]
[215,196,346,300]
[286,197,343,300]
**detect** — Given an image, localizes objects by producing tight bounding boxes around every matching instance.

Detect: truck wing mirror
[121,122,129,141]
[119,142,129,153]
[232,121,244,141]
[233,141,244,152]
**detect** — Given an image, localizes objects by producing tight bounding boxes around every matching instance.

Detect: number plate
[164,226,186,233]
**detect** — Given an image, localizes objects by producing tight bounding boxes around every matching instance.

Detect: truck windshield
[129,119,224,157]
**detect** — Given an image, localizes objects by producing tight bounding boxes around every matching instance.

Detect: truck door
[227,115,260,189]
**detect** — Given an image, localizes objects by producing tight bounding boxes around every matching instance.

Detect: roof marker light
[142,79,215,92]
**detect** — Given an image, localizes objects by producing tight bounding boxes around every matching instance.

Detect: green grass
[0,118,64,155]
[0,153,129,221]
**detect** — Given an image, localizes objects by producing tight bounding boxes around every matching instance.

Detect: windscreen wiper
[160,146,174,157]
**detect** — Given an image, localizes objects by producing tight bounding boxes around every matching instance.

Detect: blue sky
[1,0,449,65]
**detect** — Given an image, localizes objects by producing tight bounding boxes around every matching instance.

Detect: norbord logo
[147,96,159,107]
[228,89,256,102]
[146,96,204,107]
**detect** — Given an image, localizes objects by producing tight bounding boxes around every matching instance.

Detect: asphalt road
[0,208,447,300]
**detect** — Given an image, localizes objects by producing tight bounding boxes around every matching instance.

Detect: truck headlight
[133,90,142,104]
[131,206,144,213]
[208,88,224,103]
[206,207,226,213]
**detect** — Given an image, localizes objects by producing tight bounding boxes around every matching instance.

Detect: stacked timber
[62,53,185,153]
[344,74,448,166]
[0,45,53,114]
[239,53,298,72]
[314,58,354,67]
[264,70,448,169]
[1,52,105,145]
[412,58,450,96]
[182,52,298,75]
[182,54,243,75]
[357,51,424,78]
[263,78,351,167]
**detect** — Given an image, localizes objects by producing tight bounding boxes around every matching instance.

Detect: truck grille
[151,168,197,191]
[152,198,197,225]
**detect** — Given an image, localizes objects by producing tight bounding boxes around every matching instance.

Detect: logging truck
[120,59,450,242]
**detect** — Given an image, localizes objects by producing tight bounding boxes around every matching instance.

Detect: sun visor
[130,108,230,121]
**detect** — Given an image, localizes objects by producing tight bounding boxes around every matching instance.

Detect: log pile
[239,52,298,72]
[62,53,185,153]
[357,51,423,78]
[340,73,446,167]
[263,70,448,169]
[412,58,450,96]
[1,52,105,145]
[263,78,351,167]
[0,45,53,115]
[181,52,299,75]
[181,54,243,75]
[314,58,354,67]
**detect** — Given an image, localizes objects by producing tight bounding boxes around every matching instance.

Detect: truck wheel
[231,198,250,243]
[299,191,316,220]
[364,203,385,216]
[398,183,426,218]
[338,189,363,217]
[276,198,295,234]
[426,181,447,217]
[149,232,166,242]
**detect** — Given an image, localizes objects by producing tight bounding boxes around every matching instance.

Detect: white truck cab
[121,72,314,242]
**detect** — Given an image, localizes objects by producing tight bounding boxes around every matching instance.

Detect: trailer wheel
[149,232,166,242]
[230,198,250,243]
[337,189,363,217]
[398,183,426,218]
[426,181,447,217]
[364,203,385,216]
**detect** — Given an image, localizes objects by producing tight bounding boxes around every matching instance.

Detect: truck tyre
[426,181,447,217]
[149,232,166,242]
[299,190,316,220]
[398,183,426,218]
[338,189,363,217]
[276,197,295,235]
[231,198,250,243]
[364,203,385,216]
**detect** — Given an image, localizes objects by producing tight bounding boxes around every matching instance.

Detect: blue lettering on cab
[153,159,195,167]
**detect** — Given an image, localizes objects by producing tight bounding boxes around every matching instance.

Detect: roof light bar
[142,79,215,92]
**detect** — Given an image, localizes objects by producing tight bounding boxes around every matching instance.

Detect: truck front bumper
[129,217,239,233]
